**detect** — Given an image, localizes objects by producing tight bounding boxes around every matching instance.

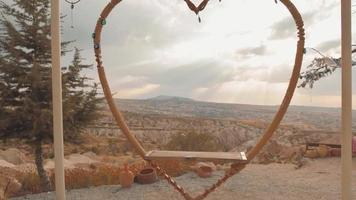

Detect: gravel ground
[11,158,356,200]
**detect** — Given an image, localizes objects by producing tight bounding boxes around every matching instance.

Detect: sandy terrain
[10,158,356,200]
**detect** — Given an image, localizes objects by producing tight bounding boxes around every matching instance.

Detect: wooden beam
[306,143,341,150]
[145,150,247,163]
[341,0,352,199]
[51,0,66,199]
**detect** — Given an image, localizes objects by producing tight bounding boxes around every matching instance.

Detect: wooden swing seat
[306,142,341,150]
[145,150,247,163]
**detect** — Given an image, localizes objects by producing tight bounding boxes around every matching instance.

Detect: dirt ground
[10,158,356,200]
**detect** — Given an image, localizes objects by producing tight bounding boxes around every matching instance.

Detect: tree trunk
[34,140,52,192]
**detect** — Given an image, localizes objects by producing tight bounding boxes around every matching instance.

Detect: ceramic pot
[119,163,134,188]
[196,166,213,178]
[136,168,158,184]
[317,145,329,158]
[330,148,341,157]
[304,149,319,158]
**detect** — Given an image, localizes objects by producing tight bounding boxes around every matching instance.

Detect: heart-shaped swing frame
[93,0,305,199]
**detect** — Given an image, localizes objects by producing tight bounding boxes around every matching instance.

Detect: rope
[65,0,81,28]
[93,0,305,199]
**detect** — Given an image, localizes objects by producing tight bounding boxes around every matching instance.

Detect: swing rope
[65,0,81,28]
[93,0,305,199]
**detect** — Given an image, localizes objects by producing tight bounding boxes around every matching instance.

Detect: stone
[0,148,26,165]
[191,162,217,171]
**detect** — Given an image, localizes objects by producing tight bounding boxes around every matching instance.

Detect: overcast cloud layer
[58,0,356,107]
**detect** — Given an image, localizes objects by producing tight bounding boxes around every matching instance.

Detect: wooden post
[51,0,66,199]
[341,0,352,199]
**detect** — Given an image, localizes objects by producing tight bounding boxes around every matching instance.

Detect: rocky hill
[88,96,353,152]
[3,96,354,199]
[114,96,353,130]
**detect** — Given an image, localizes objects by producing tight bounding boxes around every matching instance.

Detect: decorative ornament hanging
[183,0,222,23]
[65,0,81,28]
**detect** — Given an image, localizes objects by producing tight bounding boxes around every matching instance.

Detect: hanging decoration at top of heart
[65,0,81,28]
[183,0,222,22]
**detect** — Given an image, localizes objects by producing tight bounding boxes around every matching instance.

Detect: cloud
[236,44,268,58]
[101,57,237,99]
[111,75,149,89]
[61,0,201,68]
[55,0,348,107]
[143,59,236,98]
[114,83,160,98]
[232,64,292,84]
[269,12,317,40]
[106,74,161,98]
[316,39,340,52]
[191,79,288,105]
[153,60,235,87]
[269,1,338,40]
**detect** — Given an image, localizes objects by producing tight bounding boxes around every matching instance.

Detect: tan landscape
[1,96,354,199]
[1,0,355,199]
[8,159,356,200]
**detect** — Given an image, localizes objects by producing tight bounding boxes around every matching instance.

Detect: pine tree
[62,48,102,142]
[0,0,101,191]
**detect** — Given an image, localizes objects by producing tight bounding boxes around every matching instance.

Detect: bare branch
[299,46,356,88]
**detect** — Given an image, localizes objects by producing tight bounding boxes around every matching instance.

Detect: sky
[58,0,356,107]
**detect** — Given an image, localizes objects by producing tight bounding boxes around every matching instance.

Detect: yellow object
[317,145,329,158]
[304,149,319,158]
[119,164,134,188]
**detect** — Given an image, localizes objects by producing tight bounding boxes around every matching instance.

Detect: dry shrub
[17,172,42,195]
[13,160,187,198]
[50,165,122,189]
[128,161,146,175]
[165,132,220,152]
[15,164,128,197]
[23,161,148,191]
[64,168,93,189]
[90,165,121,187]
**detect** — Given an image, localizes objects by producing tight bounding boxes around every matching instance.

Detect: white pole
[51,0,66,199]
[341,0,352,199]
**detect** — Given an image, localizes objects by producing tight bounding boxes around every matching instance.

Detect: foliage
[12,162,147,197]
[165,132,220,152]
[0,0,102,191]
[17,173,42,195]
[62,49,103,142]
[299,47,356,88]
[300,5,356,88]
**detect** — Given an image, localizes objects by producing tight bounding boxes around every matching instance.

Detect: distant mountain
[89,96,353,151]
[148,95,195,102]
[113,96,353,131]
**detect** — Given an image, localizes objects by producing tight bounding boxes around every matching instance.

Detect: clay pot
[196,166,213,178]
[304,149,319,158]
[330,148,341,157]
[136,168,158,184]
[317,145,330,158]
[119,163,134,188]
